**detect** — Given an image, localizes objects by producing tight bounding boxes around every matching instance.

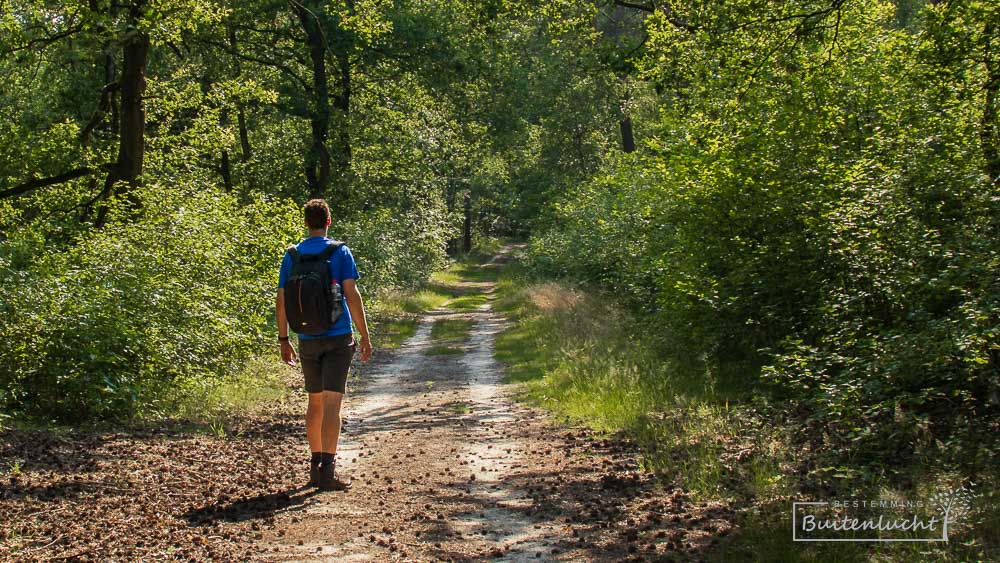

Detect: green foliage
[1,0,996,503]
[528,0,1000,482]
[167,357,294,428]
[0,186,299,421]
[0,182,451,421]
[340,207,451,293]
[0,0,480,422]
[496,258,998,560]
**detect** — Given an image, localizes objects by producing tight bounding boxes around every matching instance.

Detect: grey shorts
[299,334,356,394]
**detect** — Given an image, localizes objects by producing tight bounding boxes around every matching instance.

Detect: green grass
[363,246,506,354]
[430,268,464,286]
[166,356,293,429]
[443,402,473,414]
[425,345,464,356]
[492,265,782,495]
[371,286,452,349]
[373,255,499,355]
[493,315,551,383]
[430,318,474,342]
[431,255,500,286]
[491,258,999,561]
[374,316,419,350]
[447,293,491,311]
[5,457,23,475]
[378,288,452,315]
[417,252,503,315]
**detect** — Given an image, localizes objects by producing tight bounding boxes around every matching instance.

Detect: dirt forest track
[1,250,735,562]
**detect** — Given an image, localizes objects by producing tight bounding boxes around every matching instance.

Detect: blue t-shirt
[278,236,360,339]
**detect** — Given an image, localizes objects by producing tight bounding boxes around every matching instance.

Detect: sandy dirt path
[257,255,735,562]
[0,251,734,562]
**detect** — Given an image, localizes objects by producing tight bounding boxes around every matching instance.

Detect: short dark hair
[304,199,330,229]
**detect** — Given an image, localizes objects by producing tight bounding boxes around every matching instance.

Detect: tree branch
[720,0,848,34]
[615,0,653,11]
[1,22,85,57]
[195,37,311,92]
[1,167,95,199]
[613,0,698,32]
[80,83,119,147]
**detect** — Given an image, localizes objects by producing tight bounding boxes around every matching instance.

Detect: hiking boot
[317,462,352,491]
[308,460,320,487]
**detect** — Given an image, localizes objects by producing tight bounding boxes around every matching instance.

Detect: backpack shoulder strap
[320,241,343,260]
[287,245,301,264]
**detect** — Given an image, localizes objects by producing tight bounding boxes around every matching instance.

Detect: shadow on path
[184,486,320,525]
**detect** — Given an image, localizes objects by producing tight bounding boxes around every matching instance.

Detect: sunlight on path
[336,318,435,468]
[452,304,558,560]
[261,252,594,562]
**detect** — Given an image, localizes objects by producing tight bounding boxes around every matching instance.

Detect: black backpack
[284,241,344,335]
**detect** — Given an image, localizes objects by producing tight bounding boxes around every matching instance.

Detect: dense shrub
[0,183,450,422]
[339,205,452,294]
[527,3,1000,477]
[0,186,300,420]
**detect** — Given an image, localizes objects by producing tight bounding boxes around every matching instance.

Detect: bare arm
[343,278,372,361]
[276,288,296,365]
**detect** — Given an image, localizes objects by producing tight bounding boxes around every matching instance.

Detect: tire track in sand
[259,249,729,562]
[260,271,565,561]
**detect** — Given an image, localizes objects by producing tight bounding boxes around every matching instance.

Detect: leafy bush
[338,206,452,295]
[526,2,1000,479]
[0,184,301,421]
[0,178,452,422]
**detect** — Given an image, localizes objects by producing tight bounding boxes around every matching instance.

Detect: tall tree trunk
[619,75,636,153]
[294,0,332,200]
[620,115,636,153]
[330,46,353,208]
[227,23,252,162]
[114,31,150,184]
[220,149,233,191]
[463,191,472,253]
[199,71,236,192]
[446,178,458,254]
[95,29,150,228]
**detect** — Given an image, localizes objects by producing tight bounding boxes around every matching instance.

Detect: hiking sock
[320,452,335,467]
[311,452,323,465]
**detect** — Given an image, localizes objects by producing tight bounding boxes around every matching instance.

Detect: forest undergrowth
[494,252,1000,561]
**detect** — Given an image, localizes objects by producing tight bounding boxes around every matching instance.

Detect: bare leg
[306,393,324,453]
[321,390,344,454]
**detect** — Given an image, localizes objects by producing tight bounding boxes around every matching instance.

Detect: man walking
[275,199,373,491]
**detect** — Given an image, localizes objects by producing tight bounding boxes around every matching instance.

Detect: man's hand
[281,340,297,366]
[343,279,373,363]
[358,335,373,362]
